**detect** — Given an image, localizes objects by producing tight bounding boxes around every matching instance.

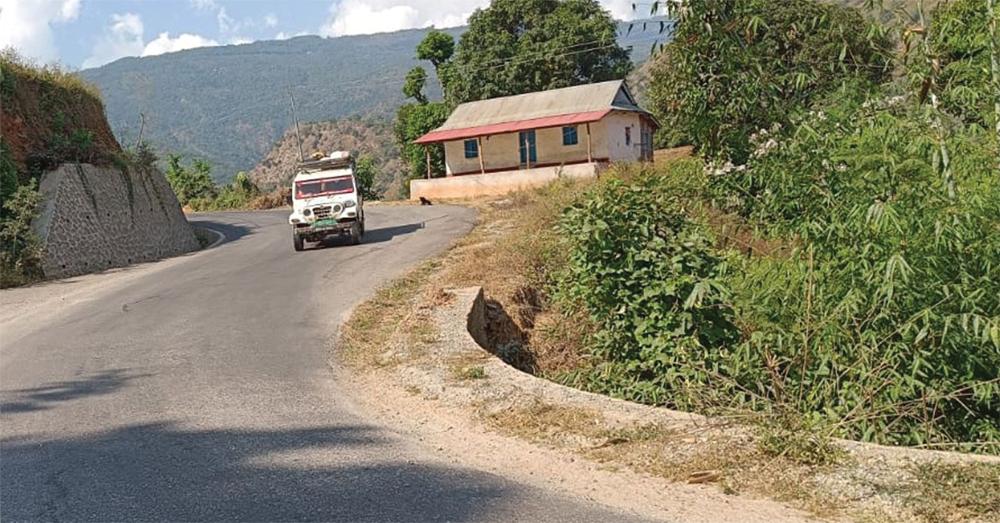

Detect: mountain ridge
[79,20,672,182]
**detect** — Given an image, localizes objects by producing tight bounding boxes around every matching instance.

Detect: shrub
[553,172,739,407]
[648,0,892,163]
[0,181,43,287]
[704,96,1000,448]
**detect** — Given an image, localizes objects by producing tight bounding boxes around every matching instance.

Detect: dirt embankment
[1,56,121,184]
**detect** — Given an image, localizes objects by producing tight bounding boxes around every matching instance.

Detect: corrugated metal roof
[438,80,642,131]
[414,110,611,144]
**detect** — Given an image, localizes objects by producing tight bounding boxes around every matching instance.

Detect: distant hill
[80,20,672,183]
[248,117,407,199]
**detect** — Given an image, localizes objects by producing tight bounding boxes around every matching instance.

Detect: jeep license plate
[312,219,338,228]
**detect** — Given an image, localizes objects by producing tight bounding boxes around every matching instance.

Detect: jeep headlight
[303,208,312,217]
[343,199,357,208]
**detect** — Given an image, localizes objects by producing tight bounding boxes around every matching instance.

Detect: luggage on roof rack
[296,151,353,174]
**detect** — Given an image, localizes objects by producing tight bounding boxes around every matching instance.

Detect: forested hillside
[81,19,670,183]
[248,118,406,199]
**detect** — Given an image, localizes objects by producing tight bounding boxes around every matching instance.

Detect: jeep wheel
[349,221,361,245]
[293,232,305,252]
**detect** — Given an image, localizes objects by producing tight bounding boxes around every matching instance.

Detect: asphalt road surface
[0,206,659,523]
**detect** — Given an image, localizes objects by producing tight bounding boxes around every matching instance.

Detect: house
[410,80,658,200]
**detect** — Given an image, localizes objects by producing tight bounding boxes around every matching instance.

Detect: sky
[0,0,654,71]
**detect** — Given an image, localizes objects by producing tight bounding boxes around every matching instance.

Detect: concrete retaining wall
[33,163,200,279]
[410,162,599,201]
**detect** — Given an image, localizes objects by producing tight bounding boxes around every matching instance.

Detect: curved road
[0,206,657,522]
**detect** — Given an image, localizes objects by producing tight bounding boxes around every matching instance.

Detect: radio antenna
[288,84,304,162]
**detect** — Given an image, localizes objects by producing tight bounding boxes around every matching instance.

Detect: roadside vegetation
[1,49,119,287]
[395,0,1000,455]
[164,152,382,212]
[346,0,999,518]
[535,0,999,453]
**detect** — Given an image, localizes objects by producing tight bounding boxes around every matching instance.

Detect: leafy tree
[403,67,429,104]
[417,30,456,71]
[648,0,892,163]
[448,0,632,103]
[353,155,382,200]
[165,155,216,205]
[416,29,457,95]
[233,172,258,194]
[394,102,450,179]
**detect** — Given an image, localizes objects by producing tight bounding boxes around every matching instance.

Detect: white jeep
[288,151,365,251]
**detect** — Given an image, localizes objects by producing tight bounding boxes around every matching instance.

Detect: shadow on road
[311,223,424,250]
[0,369,149,415]
[186,220,253,246]
[0,422,527,522]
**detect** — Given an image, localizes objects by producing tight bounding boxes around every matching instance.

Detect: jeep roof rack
[296,151,353,174]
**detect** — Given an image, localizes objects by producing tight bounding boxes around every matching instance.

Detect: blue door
[519,130,537,168]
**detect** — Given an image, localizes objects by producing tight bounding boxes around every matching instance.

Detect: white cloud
[82,12,144,68]
[275,30,310,40]
[188,0,217,10]
[316,0,657,39]
[603,0,642,20]
[0,0,82,63]
[141,32,219,57]
[264,13,278,28]
[217,6,237,33]
[320,0,484,38]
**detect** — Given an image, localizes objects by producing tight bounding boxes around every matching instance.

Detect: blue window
[464,139,479,159]
[562,126,578,146]
[625,126,632,146]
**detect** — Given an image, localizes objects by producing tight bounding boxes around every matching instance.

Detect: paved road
[0,207,657,522]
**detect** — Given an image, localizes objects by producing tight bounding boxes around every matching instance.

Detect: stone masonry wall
[33,163,200,279]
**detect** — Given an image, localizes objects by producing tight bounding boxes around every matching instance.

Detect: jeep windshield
[295,175,354,199]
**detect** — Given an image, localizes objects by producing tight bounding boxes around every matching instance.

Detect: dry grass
[907,462,1000,523]
[339,258,443,366]
[1,48,103,102]
[483,400,607,444]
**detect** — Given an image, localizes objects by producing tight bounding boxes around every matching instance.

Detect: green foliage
[648,0,892,162]
[417,30,456,69]
[403,67,429,104]
[0,139,18,208]
[394,102,450,179]
[0,57,17,101]
[757,417,844,466]
[448,0,633,103]
[709,97,1000,448]
[0,180,43,287]
[416,30,457,95]
[553,171,739,407]
[165,155,216,206]
[926,0,996,129]
[353,155,382,201]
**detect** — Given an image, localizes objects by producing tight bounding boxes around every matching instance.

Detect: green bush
[648,0,891,163]
[1,181,43,287]
[1,138,18,208]
[166,155,216,206]
[552,171,739,407]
